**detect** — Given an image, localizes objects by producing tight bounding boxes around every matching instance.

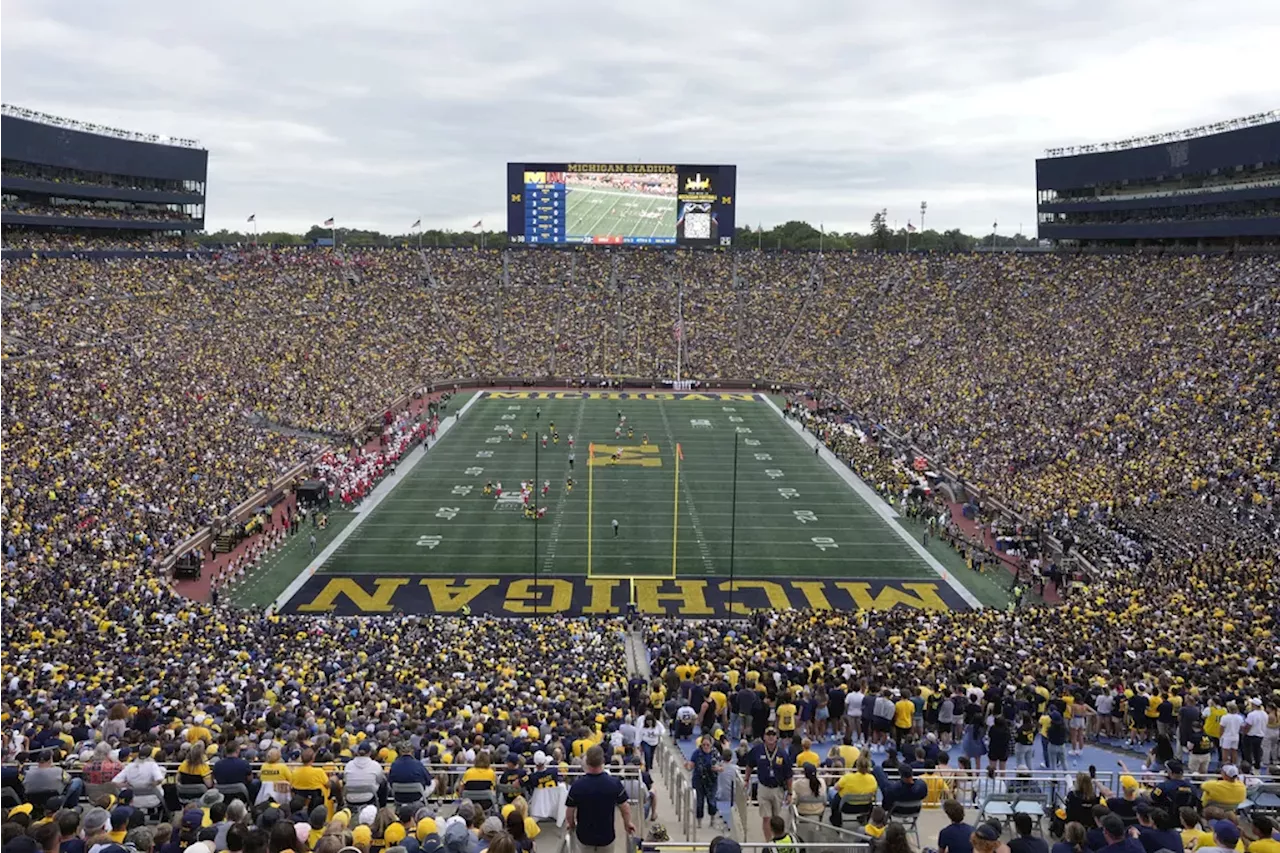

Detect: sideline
[272,392,484,612]
[758,395,984,610]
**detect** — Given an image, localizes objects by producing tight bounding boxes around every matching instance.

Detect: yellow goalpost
[586,441,680,598]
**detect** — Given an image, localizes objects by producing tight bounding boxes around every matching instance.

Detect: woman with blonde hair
[177,741,213,788]
[502,796,541,840]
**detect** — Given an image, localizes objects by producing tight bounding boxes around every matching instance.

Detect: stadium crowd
[2,247,1278,847]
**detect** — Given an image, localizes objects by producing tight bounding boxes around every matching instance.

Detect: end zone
[278,574,974,616]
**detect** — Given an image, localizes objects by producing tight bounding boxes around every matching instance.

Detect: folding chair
[889,800,923,847]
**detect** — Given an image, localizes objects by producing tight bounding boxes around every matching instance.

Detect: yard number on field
[417,535,443,549]
[765,469,784,479]
[794,510,817,524]
[465,467,484,476]
[436,507,459,520]
[812,536,838,551]
[451,485,473,496]
[778,488,799,499]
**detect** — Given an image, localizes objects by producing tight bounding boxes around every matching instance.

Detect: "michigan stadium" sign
[280,575,972,616]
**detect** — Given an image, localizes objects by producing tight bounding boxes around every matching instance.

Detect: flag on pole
[472,219,483,229]
[246,214,256,223]
[906,221,916,232]
[411,219,421,229]
[323,218,335,227]
[673,320,683,342]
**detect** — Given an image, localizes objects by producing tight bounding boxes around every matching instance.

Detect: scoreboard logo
[684,173,711,191]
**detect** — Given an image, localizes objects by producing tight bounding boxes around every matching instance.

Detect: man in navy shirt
[743,728,793,842]
[565,745,634,853]
[872,762,927,812]
[937,799,975,853]
[211,740,258,803]
[1096,814,1144,853]
[388,749,433,804]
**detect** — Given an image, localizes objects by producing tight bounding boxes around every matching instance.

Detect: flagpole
[757,222,762,251]
[905,221,911,253]
[729,430,739,617]
[253,218,258,247]
[676,286,683,382]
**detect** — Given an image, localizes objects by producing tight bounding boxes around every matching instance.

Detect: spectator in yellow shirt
[794,739,820,770]
[1200,765,1246,808]
[894,694,916,746]
[777,696,798,740]
[256,748,292,806]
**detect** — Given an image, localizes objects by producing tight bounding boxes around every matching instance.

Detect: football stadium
[2,20,1280,853]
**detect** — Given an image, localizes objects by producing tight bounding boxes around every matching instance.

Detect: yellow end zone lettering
[480,391,756,402]
[286,577,964,615]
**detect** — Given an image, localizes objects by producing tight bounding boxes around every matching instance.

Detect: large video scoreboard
[506,162,736,246]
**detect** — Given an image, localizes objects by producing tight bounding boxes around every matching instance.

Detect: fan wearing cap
[1200,766,1245,809]
[871,761,927,814]
[527,752,559,790]
[743,728,794,841]
[344,742,387,805]
[1149,760,1194,812]
[1197,819,1243,853]
[1243,698,1268,769]
[1105,771,1143,824]
[1094,814,1142,853]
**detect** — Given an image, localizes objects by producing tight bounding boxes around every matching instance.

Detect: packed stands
[2,248,1278,844]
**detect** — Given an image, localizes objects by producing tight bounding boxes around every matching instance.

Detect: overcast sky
[3,0,1277,237]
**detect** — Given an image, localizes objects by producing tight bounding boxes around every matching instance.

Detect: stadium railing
[724,765,1278,814]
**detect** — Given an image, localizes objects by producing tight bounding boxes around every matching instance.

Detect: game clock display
[507,163,736,247]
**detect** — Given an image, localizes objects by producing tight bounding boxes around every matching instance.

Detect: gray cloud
[3,0,1276,237]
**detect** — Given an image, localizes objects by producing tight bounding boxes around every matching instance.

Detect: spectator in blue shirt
[871,762,927,812]
[938,799,975,853]
[685,736,723,828]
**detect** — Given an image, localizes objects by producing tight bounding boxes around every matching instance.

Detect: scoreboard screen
[507,163,736,246]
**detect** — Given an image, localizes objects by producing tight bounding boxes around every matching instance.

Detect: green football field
[266,392,1004,617]
[565,186,674,240]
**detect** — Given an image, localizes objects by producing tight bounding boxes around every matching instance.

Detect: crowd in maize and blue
[1,245,1279,853]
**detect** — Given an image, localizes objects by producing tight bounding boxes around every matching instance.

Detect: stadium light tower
[920,201,927,235]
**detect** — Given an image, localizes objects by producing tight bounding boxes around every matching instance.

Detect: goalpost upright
[585,440,680,584]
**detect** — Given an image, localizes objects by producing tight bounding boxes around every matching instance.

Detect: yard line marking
[542,396,586,571]
[657,399,716,575]
[759,394,983,610]
[271,392,484,612]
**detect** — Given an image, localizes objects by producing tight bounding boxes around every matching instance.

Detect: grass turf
[565,187,674,241]
[230,393,1016,614]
